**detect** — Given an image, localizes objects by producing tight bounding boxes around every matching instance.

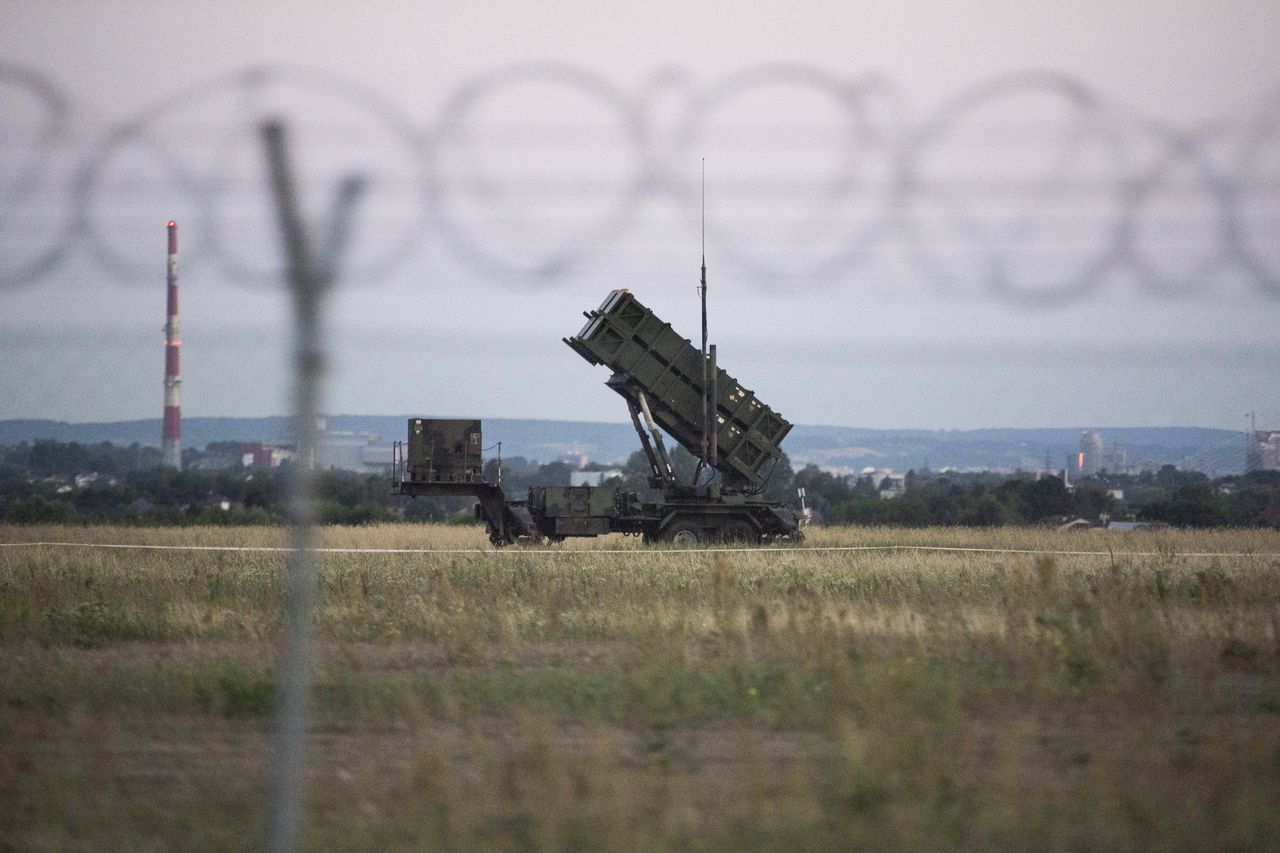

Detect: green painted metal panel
[406,418,483,483]
[565,289,790,489]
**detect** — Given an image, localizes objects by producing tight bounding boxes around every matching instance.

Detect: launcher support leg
[628,402,664,484]
[637,391,676,486]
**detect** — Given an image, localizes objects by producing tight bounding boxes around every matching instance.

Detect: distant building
[565,452,590,469]
[316,431,393,473]
[242,442,295,468]
[878,474,906,500]
[1248,431,1280,472]
[189,448,243,471]
[570,470,623,487]
[1106,520,1162,532]
[1102,446,1127,473]
[848,467,908,498]
[1079,430,1104,476]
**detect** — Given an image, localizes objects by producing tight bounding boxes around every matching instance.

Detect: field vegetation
[2,523,1280,850]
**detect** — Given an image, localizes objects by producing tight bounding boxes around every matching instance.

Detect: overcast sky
[2,0,1279,432]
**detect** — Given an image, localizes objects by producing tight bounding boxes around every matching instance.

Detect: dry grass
[2,524,1280,851]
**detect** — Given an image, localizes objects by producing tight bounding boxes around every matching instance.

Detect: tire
[717,519,758,544]
[661,520,702,545]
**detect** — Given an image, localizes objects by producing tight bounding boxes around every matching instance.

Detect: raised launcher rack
[565,289,791,492]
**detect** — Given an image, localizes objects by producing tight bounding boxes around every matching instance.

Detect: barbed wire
[2,61,1280,301]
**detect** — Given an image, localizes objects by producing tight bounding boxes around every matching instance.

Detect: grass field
[3,523,1280,851]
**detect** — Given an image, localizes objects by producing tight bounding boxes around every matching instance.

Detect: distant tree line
[792,467,1082,526]
[791,463,1280,528]
[1,440,1278,528]
[0,440,466,526]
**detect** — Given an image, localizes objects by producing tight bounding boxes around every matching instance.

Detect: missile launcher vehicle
[392,289,801,545]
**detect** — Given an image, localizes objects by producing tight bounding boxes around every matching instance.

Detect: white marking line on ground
[0,541,1277,559]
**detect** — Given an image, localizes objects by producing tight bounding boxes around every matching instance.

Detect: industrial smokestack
[162,220,182,469]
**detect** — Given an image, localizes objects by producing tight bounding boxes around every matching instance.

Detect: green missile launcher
[393,288,802,546]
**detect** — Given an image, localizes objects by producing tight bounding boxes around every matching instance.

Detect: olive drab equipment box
[406,418,483,483]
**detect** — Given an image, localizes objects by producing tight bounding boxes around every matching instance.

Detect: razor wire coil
[3,62,1280,300]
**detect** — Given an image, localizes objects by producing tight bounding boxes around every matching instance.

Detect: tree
[959,493,1012,526]
[1071,486,1118,521]
[759,452,795,504]
[1222,486,1276,527]
[1140,485,1225,527]
[29,440,93,476]
[793,465,851,518]
[1016,476,1070,522]
[1154,464,1208,491]
[537,461,575,486]
[619,450,655,491]
[4,494,76,524]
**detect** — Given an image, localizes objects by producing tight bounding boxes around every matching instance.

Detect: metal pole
[699,158,708,470]
[637,391,676,483]
[261,119,364,853]
[708,343,718,468]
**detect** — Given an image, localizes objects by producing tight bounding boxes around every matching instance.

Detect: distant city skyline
[0,415,1256,477]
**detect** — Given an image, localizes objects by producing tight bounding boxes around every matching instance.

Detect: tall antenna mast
[699,159,709,471]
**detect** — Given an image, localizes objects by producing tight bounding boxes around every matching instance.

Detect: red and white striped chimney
[162,220,182,469]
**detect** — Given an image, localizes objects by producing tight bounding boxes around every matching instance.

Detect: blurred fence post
[260,119,364,853]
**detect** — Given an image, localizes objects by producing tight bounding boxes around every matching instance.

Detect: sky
[2,0,1279,432]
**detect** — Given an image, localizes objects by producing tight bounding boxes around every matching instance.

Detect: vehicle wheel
[661,520,702,545]
[717,520,758,544]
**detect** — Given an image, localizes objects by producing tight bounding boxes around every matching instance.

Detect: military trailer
[392,289,801,546]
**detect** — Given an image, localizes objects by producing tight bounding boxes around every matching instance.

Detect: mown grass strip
[4,539,1279,559]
